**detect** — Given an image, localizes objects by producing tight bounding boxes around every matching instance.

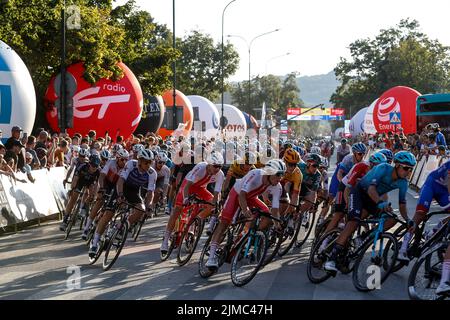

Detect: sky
[115,0,450,82]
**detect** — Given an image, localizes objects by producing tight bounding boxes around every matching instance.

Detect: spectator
[22,152,35,183]
[88,130,96,145]
[434,127,447,147]
[53,139,69,167]
[35,130,49,150]
[437,145,448,157]
[0,128,3,146]
[36,148,48,168]
[393,134,404,152]
[420,134,437,156]
[5,126,22,150]
[25,136,40,169]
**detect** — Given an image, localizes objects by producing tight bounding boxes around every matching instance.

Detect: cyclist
[131,144,145,160]
[280,149,302,217]
[99,149,111,168]
[152,151,171,211]
[160,152,225,255]
[63,147,89,185]
[222,152,256,198]
[324,151,416,273]
[317,157,330,226]
[60,154,101,232]
[89,149,156,257]
[397,157,450,263]
[81,148,129,240]
[205,159,285,270]
[297,153,322,215]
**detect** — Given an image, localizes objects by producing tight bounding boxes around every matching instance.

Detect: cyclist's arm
[399,202,408,221]
[367,185,382,204]
[447,169,450,195]
[145,190,154,209]
[222,173,232,193]
[116,177,125,196]
[238,190,250,214]
[182,181,193,201]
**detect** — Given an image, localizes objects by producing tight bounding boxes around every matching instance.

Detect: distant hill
[297,71,340,107]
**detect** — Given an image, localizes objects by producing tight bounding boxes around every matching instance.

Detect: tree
[175,30,239,102]
[0,0,177,129]
[331,18,450,118]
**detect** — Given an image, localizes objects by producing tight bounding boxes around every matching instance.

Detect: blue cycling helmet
[352,142,367,154]
[379,149,394,163]
[393,151,416,167]
[89,154,101,167]
[369,152,387,165]
[293,146,305,157]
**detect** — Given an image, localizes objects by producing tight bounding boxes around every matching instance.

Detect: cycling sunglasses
[307,161,318,168]
[400,165,414,172]
[356,152,364,156]
[213,164,223,169]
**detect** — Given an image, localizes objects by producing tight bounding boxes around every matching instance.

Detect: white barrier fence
[0,167,67,232]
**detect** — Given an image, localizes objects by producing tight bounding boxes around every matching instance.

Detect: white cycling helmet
[207,151,224,165]
[78,148,90,157]
[264,159,286,175]
[116,148,129,159]
[137,149,154,161]
[133,144,145,153]
[310,146,321,155]
[71,145,80,153]
[156,151,168,163]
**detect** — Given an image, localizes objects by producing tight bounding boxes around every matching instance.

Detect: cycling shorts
[175,180,213,207]
[220,188,269,225]
[333,182,347,213]
[74,176,97,193]
[347,185,377,220]
[105,186,144,211]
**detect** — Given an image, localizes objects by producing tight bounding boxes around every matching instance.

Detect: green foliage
[175,31,239,101]
[331,18,450,118]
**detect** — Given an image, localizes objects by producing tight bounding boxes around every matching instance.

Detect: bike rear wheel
[231,230,268,287]
[177,217,204,266]
[278,215,301,257]
[103,222,129,271]
[198,234,216,278]
[352,232,398,292]
[296,210,316,249]
[262,226,282,266]
[307,229,340,284]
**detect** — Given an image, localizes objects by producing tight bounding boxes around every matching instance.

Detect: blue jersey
[358,163,408,203]
[338,154,355,175]
[428,159,450,187]
[120,160,157,191]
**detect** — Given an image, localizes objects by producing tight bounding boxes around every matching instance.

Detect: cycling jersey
[221,169,282,224]
[120,160,157,192]
[152,162,170,187]
[73,163,100,192]
[101,159,123,185]
[227,161,254,179]
[342,161,370,188]
[298,162,321,192]
[282,167,303,194]
[358,163,408,204]
[339,154,356,173]
[329,154,356,196]
[416,160,450,212]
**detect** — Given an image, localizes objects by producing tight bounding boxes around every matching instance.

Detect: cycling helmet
[156,152,168,163]
[319,157,329,168]
[89,154,101,167]
[264,159,287,175]
[100,149,111,160]
[352,142,367,154]
[369,152,387,165]
[283,148,300,164]
[283,142,293,150]
[133,144,145,153]
[207,151,224,165]
[137,149,154,161]
[79,148,90,157]
[112,144,123,152]
[304,153,322,166]
[393,151,416,167]
[116,148,129,159]
[379,149,394,163]
[310,146,321,155]
[71,145,80,153]
[341,138,348,144]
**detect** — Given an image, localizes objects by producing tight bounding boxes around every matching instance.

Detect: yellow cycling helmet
[283,148,300,164]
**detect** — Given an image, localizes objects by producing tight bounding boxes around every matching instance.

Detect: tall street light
[228,28,280,113]
[172,0,177,131]
[265,52,290,75]
[221,0,238,132]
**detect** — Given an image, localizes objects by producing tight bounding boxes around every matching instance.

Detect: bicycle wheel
[88,237,106,265]
[408,244,447,300]
[278,215,301,257]
[160,233,176,261]
[231,230,268,287]
[388,224,411,273]
[262,226,282,267]
[296,210,316,249]
[352,232,398,292]
[313,216,332,246]
[103,222,129,271]
[177,217,204,266]
[307,229,340,284]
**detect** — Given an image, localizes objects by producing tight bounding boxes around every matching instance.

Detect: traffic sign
[389,112,401,124]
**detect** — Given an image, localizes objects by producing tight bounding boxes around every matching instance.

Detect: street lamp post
[172,0,177,132]
[228,29,280,113]
[221,0,238,132]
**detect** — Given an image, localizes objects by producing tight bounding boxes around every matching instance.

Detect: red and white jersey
[152,162,171,185]
[233,169,282,209]
[185,162,224,192]
[342,161,370,188]
[101,159,124,184]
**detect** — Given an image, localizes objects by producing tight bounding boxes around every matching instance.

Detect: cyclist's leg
[128,204,145,226]
[437,243,450,294]
[161,186,186,251]
[196,187,214,219]
[248,197,271,231]
[323,188,346,234]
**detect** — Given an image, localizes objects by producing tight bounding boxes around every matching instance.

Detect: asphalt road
[0,153,443,300]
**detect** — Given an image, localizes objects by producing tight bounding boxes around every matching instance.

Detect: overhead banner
[287,108,345,120]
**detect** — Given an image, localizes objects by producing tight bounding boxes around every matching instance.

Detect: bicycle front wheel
[103,222,129,271]
[296,210,316,249]
[262,226,282,267]
[307,229,340,284]
[231,230,268,287]
[278,215,301,257]
[408,244,447,300]
[177,217,204,266]
[352,232,398,292]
